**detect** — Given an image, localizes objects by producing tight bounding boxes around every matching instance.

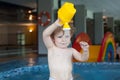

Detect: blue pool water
[0,57,120,80]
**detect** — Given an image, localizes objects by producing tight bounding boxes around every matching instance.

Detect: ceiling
[0,0,37,9]
[0,0,120,20]
[64,0,120,20]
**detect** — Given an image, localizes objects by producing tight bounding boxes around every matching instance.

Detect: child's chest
[53,49,72,58]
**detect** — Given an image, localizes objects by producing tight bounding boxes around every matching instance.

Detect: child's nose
[62,37,66,41]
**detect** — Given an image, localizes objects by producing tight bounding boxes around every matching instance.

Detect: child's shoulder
[68,47,76,51]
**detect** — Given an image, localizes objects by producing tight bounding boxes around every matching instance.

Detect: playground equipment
[72,32,116,62]
[97,32,116,62]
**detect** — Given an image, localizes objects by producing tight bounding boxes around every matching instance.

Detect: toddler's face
[53,31,71,48]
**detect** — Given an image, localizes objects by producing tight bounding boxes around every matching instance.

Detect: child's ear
[52,38,55,42]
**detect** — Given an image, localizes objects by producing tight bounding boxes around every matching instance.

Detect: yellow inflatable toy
[72,32,116,62]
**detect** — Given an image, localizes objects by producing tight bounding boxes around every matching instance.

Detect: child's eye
[65,35,70,38]
[57,36,62,38]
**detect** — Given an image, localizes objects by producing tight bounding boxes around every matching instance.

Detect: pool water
[0,65,49,80]
[73,63,120,80]
[0,57,120,80]
[0,57,47,72]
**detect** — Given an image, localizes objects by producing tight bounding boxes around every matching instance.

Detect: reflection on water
[28,58,36,66]
[0,46,37,56]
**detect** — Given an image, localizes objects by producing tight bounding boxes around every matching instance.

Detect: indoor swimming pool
[0,57,120,80]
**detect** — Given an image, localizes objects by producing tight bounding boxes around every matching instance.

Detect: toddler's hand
[79,41,89,51]
[54,19,63,27]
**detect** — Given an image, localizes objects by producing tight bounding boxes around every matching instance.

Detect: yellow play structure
[72,32,116,62]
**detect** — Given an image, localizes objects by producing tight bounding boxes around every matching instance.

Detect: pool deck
[0,47,41,63]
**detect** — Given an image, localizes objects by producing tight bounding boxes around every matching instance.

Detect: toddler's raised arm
[42,19,62,48]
